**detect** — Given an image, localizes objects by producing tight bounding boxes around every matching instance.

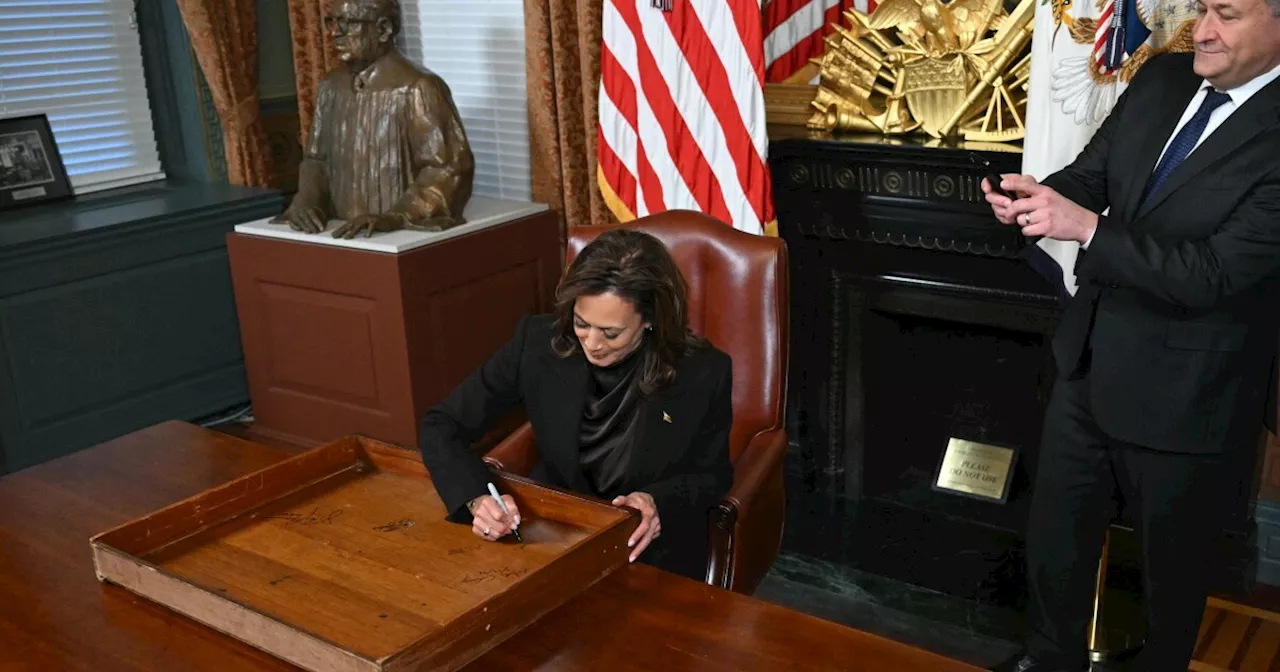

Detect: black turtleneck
[578,341,646,497]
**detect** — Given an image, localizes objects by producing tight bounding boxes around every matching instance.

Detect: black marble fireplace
[768,127,1258,610]
[770,128,1059,606]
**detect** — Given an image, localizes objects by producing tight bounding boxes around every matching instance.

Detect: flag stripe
[632,1,741,226]
[599,43,640,217]
[764,0,838,66]
[612,0,730,223]
[603,1,672,217]
[763,0,866,82]
[690,0,769,161]
[597,134,638,219]
[763,0,812,30]
[601,43,639,143]
[634,128,667,217]
[724,0,768,87]
[597,100,638,216]
[598,0,774,235]
[672,1,768,224]
[692,0,773,224]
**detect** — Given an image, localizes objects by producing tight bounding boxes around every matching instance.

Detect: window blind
[0,0,165,194]
[400,0,531,202]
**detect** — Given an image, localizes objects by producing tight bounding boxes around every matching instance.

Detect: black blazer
[418,313,734,579]
[1044,53,1280,454]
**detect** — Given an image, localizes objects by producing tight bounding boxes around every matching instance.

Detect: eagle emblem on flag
[1045,0,1197,124]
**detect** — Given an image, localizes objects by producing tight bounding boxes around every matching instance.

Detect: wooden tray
[90,435,638,672]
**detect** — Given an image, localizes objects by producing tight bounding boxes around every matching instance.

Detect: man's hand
[1001,175,1098,244]
[278,203,328,234]
[611,491,660,563]
[468,493,520,541]
[981,173,1022,225]
[331,213,408,239]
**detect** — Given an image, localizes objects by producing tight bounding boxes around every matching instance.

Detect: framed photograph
[0,114,72,211]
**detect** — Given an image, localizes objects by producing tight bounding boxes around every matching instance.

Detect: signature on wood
[460,566,530,584]
[374,519,415,533]
[267,507,343,526]
[448,544,482,556]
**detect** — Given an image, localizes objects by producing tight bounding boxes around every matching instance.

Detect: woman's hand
[468,493,520,541]
[611,492,660,563]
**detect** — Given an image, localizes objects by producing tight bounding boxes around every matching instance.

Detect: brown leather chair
[481,210,790,594]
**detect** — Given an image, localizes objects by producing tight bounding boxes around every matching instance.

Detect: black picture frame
[0,114,73,211]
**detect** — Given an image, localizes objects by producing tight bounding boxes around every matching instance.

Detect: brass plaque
[932,438,1018,503]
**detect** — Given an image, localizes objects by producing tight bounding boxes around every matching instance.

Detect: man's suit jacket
[419,313,734,578]
[1044,52,1280,454]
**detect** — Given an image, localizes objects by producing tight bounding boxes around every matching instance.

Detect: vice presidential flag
[1020,0,1196,296]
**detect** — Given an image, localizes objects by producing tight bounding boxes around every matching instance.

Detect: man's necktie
[1142,89,1231,203]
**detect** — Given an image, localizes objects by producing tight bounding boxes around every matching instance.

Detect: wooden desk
[0,422,981,671]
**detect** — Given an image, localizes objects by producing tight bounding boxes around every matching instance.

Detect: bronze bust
[278,0,474,239]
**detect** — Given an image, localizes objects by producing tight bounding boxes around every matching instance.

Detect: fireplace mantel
[769,129,1256,604]
[770,128,1047,485]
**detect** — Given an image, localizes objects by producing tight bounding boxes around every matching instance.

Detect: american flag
[764,0,877,83]
[597,0,774,236]
[1094,0,1150,75]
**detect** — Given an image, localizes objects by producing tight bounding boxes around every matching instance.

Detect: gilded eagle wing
[868,0,925,36]
[947,0,1004,49]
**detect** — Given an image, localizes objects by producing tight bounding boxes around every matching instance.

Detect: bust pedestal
[227,197,561,448]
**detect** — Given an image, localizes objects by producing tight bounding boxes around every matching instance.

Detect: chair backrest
[566,210,789,462]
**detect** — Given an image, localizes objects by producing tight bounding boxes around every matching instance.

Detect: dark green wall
[0,184,284,473]
[0,0,298,474]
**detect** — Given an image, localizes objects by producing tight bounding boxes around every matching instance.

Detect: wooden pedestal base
[227,206,560,448]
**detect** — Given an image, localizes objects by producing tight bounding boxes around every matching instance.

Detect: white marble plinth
[233,197,550,254]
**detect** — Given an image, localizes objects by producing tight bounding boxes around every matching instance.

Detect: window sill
[0,179,283,252]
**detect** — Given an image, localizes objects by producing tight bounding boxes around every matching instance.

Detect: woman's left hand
[612,491,660,563]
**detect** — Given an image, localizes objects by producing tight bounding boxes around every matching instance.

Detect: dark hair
[552,229,706,395]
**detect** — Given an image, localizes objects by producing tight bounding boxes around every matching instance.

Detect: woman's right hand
[468,494,520,541]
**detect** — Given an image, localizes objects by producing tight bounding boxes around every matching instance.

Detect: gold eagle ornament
[807,0,1036,143]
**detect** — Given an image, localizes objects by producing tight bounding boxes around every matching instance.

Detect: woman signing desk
[419,229,734,580]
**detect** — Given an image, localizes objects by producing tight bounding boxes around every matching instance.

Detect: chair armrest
[481,422,539,476]
[724,428,788,520]
[706,428,788,593]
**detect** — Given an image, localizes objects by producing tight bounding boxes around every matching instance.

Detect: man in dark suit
[983,0,1280,667]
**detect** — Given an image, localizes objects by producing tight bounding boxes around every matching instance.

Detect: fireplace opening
[859,307,1049,535]
[789,258,1062,607]
[771,136,1260,623]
